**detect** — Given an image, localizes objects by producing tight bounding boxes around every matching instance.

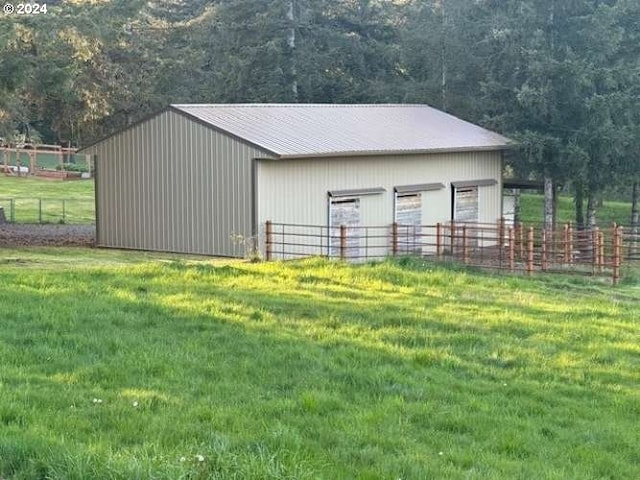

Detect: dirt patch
[0,224,95,247]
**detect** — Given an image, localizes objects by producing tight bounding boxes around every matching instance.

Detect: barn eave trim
[395,183,445,194]
[451,179,498,188]
[328,187,386,198]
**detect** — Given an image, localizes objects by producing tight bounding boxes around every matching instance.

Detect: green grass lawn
[0,176,94,223]
[1,249,639,479]
[519,193,633,227]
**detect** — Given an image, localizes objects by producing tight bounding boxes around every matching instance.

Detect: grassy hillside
[0,176,94,223]
[0,249,638,479]
[519,193,632,227]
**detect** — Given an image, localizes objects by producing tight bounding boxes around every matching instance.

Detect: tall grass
[0,248,638,479]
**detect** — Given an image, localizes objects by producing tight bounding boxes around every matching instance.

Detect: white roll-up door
[329,198,360,259]
[395,193,422,253]
[454,187,478,223]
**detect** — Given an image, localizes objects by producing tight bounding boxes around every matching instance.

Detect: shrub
[55,163,89,173]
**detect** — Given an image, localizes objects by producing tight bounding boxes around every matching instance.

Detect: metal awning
[451,179,497,188]
[328,187,386,198]
[394,183,445,194]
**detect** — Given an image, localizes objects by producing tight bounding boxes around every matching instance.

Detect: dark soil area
[0,224,95,247]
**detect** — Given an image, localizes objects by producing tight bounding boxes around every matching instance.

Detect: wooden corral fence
[1,143,92,178]
[265,220,630,284]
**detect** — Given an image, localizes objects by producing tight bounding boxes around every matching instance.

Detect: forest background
[1,0,639,227]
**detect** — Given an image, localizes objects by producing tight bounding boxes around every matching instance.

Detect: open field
[0,176,94,224]
[1,248,639,479]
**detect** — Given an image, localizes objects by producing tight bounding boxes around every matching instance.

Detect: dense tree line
[1,0,638,226]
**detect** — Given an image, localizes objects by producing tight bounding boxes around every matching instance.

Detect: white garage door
[395,193,422,253]
[454,187,478,223]
[329,198,360,259]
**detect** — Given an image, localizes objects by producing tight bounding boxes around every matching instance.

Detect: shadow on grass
[1,257,639,478]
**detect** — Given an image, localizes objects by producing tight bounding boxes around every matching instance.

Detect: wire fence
[0,198,95,224]
[265,220,634,284]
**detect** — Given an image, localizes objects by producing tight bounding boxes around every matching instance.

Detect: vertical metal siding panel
[134,124,141,249]
[161,112,169,251]
[114,133,122,247]
[175,115,183,251]
[200,126,208,253]
[136,123,143,249]
[149,119,157,249]
[108,139,115,246]
[173,112,180,249]
[146,118,154,250]
[213,134,222,254]
[192,125,202,253]
[256,151,503,229]
[94,109,271,256]
[221,130,231,255]
[105,142,114,246]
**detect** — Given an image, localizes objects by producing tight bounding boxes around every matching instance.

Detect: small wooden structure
[1,143,92,178]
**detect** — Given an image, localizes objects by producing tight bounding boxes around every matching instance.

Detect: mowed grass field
[1,249,639,479]
[0,176,94,224]
[517,193,632,227]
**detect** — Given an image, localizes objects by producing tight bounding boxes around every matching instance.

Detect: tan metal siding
[256,151,502,255]
[257,151,501,225]
[90,110,272,256]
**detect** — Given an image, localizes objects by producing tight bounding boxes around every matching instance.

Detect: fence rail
[0,197,95,224]
[265,220,632,284]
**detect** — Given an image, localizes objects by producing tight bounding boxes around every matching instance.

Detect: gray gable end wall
[91,109,274,256]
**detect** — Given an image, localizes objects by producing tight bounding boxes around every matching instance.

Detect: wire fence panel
[265,220,630,284]
[0,198,95,224]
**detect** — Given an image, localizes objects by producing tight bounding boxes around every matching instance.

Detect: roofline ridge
[171,103,435,108]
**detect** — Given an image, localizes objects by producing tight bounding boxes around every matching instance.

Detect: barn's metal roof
[170,104,512,159]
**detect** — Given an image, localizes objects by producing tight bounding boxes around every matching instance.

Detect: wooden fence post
[527,227,534,275]
[613,224,622,285]
[591,227,599,275]
[265,220,272,261]
[462,225,469,264]
[29,150,36,175]
[563,223,569,264]
[508,227,515,272]
[450,220,456,258]
[541,229,548,271]
[58,147,64,171]
[436,222,442,259]
[498,217,505,247]
[340,225,347,261]
[392,222,398,256]
[597,231,604,272]
[568,222,574,264]
[517,222,524,258]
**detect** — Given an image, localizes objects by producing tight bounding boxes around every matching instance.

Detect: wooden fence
[265,220,631,284]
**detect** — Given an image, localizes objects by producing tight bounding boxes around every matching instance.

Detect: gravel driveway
[0,224,95,247]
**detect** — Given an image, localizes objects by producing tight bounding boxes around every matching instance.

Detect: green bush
[55,163,89,173]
